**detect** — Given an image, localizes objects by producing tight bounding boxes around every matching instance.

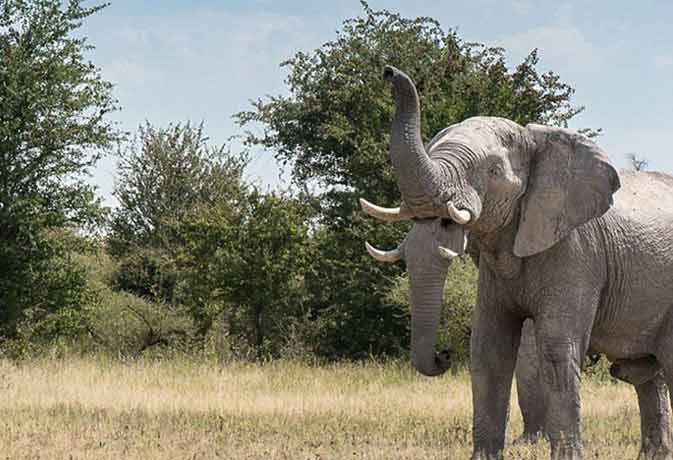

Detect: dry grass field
[0,358,643,459]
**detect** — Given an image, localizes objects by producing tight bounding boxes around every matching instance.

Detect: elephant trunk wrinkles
[384,66,443,209]
[409,260,451,377]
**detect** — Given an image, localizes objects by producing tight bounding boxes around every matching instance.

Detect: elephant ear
[513,124,620,258]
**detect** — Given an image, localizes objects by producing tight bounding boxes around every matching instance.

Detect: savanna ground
[0,358,642,459]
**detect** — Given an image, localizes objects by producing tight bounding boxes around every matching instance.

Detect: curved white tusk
[365,241,402,262]
[438,246,459,260]
[447,202,471,224]
[359,198,413,222]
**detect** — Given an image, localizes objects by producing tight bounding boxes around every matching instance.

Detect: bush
[0,0,119,346]
[0,231,102,358]
[88,289,193,358]
[108,121,246,257]
[174,189,313,360]
[113,248,178,304]
[82,250,193,357]
[0,247,196,360]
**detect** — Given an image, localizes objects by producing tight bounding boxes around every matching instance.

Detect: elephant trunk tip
[412,347,452,377]
[382,65,413,90]
[383,65,397,81]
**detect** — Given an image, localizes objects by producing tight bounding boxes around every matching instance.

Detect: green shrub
[81,250,193,357]
[174,190,313,360]
[88,288,193,357]
[0,232,102,358]
[113,248,177,304]
[583,354,619,383]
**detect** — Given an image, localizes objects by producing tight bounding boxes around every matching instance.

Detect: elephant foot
[550,443,584,460]
[512,429,544,445]
[638,446,673,460]
[471,452,503,460]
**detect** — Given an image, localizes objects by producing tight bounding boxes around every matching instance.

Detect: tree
[174,189,313,359]
[236,2,588,359]
[108,121,247,256]
[626,153,648,172]
[107,121,247,304]
[0,1,120,338]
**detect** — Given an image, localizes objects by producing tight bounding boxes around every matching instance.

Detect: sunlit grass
[0,358,641,459]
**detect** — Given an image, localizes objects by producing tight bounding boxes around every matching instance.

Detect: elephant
[361,65,673,460]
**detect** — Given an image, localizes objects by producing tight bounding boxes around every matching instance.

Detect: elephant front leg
[536,330,585,460]
[635,374,672,460]
[470,305,522,459]
[515,318,545,444]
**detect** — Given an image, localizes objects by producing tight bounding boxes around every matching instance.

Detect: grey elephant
[361,65,673,460]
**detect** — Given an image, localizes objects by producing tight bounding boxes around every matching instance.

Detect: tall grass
[0,358,641,459]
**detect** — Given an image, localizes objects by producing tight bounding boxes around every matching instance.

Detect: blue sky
[81,0,673,207]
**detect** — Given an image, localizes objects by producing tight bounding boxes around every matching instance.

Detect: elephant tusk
[447,202,471,224]
[365,241,402,262]
[437,246,459,260]
[359,198,414,222]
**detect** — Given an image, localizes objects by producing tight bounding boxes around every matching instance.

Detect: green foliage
[236,2,584,359]
[301,219,411,359]
[108,121,247,257]
[107,121,247,307]
[583,354,619,384]
[237,2,582,193]
[386,257,478,365]
[0,231,101,357]
[88,288,193,358]
[174,189,313,359]
[74,249,192,358]
[113,248,178,304]
[0,0,118,339]
[0,0,117,228]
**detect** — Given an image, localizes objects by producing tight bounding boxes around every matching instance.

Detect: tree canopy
[0,0,119,338]
[237,2,583,199]
[108,121,247,257]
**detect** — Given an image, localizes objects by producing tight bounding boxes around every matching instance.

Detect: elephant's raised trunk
[384,66,443,209]
[408,258,451,377]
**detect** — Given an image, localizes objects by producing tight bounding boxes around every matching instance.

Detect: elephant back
[612,170,673,223]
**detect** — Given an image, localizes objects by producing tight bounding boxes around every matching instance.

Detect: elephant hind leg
[635,375,673,460]
[612,356,662,386]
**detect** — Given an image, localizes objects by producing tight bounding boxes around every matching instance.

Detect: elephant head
[362,65,619,377]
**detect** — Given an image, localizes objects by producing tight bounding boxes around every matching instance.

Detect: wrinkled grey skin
[515,322,671,447]
[366,66,673,460]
